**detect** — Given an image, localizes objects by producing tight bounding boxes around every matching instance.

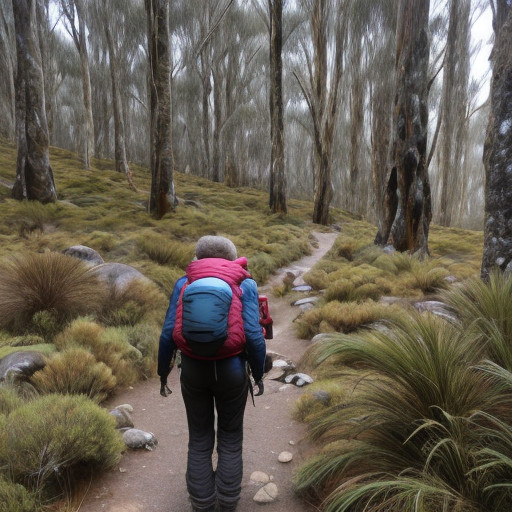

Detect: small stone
[253,483,279,503]
[122,429,158,450]
[250,471,270,484]
[119,467,127,473]
[110,407,134,429]
[292,285,312,292]
[289,440,295,446]
[278,451,293,463]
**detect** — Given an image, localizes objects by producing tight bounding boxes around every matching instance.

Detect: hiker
[158,235,267,512]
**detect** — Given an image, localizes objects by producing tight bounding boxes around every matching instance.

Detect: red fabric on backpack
[173,257,251,360]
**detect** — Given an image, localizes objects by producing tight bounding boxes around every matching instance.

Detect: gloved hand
[160,377,172,397]
[254,380,264,396]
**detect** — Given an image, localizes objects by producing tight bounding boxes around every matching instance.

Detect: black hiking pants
[180,353,249,511]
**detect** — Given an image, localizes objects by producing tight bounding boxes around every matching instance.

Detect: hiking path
[77,231,338,512]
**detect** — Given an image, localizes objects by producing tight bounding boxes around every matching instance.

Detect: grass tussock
[97,280,167,327]
[137,233,194,267]
[0,386,24,415]
[0,252,107,337]
[295,301,401,339]
[294,311,512,511]
[55,318,142,388]
[0,394,123,499]
[30,348,117,403]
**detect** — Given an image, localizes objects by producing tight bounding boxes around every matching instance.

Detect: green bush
[0,386,23,415]
[0,252,108,336]
[56,319,142,388]
[30,348,117,403]
[97,280,167,327]
[2,394,124,494]
[0,478,35,512]
[137,234,194,267]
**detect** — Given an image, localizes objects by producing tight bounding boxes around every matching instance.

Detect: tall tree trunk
[375,0,431,255]
[481,2,512,278]
[0,6,15,139]
[104,21,134,189]
[268,0,287,214]
[146,0,176,218]
[349,33,364,215]
[438,0,470,226]
[11,0,57,203]
[212,65,221,183]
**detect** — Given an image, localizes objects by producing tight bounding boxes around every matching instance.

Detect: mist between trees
[0,0,493,229]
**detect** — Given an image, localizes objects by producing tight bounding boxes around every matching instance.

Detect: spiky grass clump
[442,270,512,371]
[55,319,142,388]
[97,280,167,327]
[137,234,194,268]
[30,348,117,403]
[0,252,108,336]
[0,477,35,512]
[295,301,400,339]
[294,313,512,511]
[1,394,123,499]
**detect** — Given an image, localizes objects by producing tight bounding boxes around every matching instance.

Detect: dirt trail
[78,231,338,512]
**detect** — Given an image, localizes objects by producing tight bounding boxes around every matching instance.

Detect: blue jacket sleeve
[240,278,266,382]
[158,276,187,379]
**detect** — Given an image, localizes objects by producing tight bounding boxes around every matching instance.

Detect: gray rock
[122,429,158,450]
[250,471,270,484]
[110,406,134,429]
[293,297,319,306]
[278,451,293,463]
[62,245,104,266]
[253,483,278,503]
[285,372,314,387]
[90,263,150,292]
[310,332,336,344]
[292,285,312,292]
[0,351,46,382]
[312,390,331,406]
[413,300,455,320]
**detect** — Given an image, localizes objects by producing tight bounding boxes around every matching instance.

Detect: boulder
[62,245,104,266]
[90,263,150,292]
[0,351,46,382]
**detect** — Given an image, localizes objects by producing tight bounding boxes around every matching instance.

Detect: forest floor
[77,231,338,512]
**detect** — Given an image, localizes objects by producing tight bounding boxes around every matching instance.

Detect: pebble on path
[250,471,270,484]
[253,483,279,503]
[278,451,293,463]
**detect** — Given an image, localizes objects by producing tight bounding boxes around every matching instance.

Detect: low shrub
[0,252,108,336]
[0,478,35,512]
[0,386,23,415]
[97,280,167,327]
[137,234,194,268]
[55,319,142,388]
[30,348,117,403]
[2,394,124,496]
[123,323,160,378]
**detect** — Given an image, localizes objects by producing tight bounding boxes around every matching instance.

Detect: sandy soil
[77,231,338,512]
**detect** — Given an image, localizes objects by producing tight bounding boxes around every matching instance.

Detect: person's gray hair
[195,236,237,261]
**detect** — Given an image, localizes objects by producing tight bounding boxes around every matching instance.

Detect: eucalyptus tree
[375,0,431,254]
[145,0,176,218]
[481,1,512,278]
[59,0,95,169]
[0,2,15,140]
[295,0,350,225]
[11,0,57,203]
[436,0,471,226]
[268,0,287,213]
[367,2,396,227]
